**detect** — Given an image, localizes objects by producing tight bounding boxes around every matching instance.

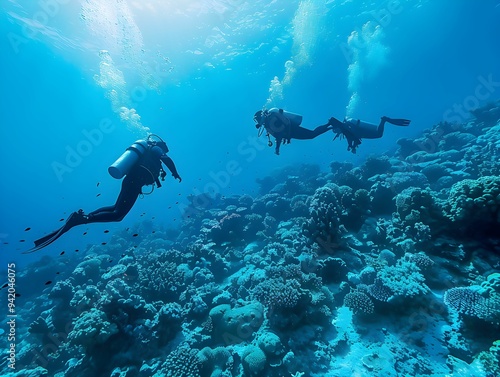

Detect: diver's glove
[173,173,182,182]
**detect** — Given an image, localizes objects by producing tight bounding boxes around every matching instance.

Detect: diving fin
[387,118,411,126]
[23,211,86,254]
[23,225,67,254]
[33,226,64,247]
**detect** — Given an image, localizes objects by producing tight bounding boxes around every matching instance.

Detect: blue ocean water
[0,1,499,376]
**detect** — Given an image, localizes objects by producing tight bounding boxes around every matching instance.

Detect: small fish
[1,283,8,289]
[152,216,155,220]
[132,234,138,237]
[19,240,25,243]
[108,259,113,263]
[104,230,109,233]
[15,293,21,297]
[152,230,156,234]
[97,182,100,187]
[168,206,171,209]
[25,227,31,231]
[75,249,79,252]
[56,272,60,275]
[101,242,107,245]
[175,201,179,204]
[83,232,87,236]
[60,251,65,255]
[96,193,101,197]
[59,218,64,222]
[45,281,52,285]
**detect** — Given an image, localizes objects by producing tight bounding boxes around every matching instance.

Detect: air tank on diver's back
[108,140,148,179]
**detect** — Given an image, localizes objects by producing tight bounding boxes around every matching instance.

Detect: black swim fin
[387,118,411,126]
[23,211,85,254]
[23,225,67,254]
[33,226,64,247]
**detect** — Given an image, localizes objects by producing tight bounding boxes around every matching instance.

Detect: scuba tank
[108,134,169,180]
[345,117,377,129]
[108,140,149,179]
[268,108,303,127]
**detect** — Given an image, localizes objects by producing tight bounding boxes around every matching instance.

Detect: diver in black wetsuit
[328,116,411,154]
[30,134,181,252]
[253,108,333,155]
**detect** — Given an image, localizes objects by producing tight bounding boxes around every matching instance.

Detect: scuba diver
[253,108,333,155]
[329,116,411,154]
[26,134,181,253]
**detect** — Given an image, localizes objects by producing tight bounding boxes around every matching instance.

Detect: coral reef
[3,103,500,377]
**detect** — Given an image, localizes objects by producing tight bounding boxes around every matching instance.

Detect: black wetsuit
[263,109,332,154]
[87,151,179,222]
[30,148,180,252]
[329,117,387,153]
